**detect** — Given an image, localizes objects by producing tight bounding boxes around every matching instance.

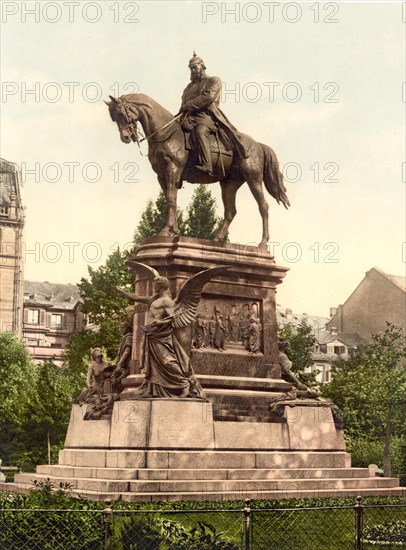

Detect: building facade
[327,267,406,342]
[276,306,364,384]
[0,159,25,337]
[22,281,84,366]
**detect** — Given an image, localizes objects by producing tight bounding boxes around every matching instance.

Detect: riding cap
[188,52,206,69]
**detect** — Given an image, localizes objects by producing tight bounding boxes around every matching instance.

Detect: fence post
[243,498,251,550]
[354,495,363,550]
[103,502,113,550]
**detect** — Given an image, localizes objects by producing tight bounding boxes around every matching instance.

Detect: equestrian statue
[106,53,289,247]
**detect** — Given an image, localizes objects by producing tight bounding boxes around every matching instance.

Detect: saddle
[182,125,233,158]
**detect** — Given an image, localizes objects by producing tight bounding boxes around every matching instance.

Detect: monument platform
[11,400,403,501]
[5,237,403,500]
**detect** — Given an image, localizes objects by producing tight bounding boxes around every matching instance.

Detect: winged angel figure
[114,261,230,399]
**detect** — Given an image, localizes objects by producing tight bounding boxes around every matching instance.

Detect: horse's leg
[215,178,243,242]
[246,175,270,248]
[158,167,180,236]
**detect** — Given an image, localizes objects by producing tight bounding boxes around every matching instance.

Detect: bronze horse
[106,93,289,247]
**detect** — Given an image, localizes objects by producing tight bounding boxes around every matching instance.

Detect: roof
[335,332,364,347]
[276,306,329,332]
[23,281,82,311]
[376,269,406,292]
[328,266,405,326]
[318,329,364,347]
[0,158,23,208]
[0,158,19,173]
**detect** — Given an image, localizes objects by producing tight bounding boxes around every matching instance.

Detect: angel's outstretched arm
[112,286,150,304]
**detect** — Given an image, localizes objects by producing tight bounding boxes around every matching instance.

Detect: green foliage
[0,333,38,468]
[0,359,76,471]
[345,435,404,475]
[2,490,405,550]
[131,186,223,252]
[184,184,224,240]
[23,362,74,467]
[30,362,72,435]
[321,323,406,475]
[78,247,133,328]
[66,187,223,386]
[363,519,406,543]
[0,333,36,426]
[65,247,133,393]
[131,191,186,252]
[277,321,318,386]
[0,481,103,549]
[111,514,239,549]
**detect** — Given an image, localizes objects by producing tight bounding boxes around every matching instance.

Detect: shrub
[363,519,406,544]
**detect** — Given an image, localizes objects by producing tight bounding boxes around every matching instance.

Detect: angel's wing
[172,266,231,328]
[125,260,159,280]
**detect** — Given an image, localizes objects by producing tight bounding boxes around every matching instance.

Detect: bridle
[119,102,140,144]
[113,98,180,153]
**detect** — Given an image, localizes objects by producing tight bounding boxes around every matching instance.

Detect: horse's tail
[260,143,290,209]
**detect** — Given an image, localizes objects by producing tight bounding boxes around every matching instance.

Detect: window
[27,309,39,324]
[334,345,345,355]
[51,314,63,328]
[325,370,331,383]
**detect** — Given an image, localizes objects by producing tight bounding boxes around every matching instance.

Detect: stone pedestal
[121,236,289,402]
[64,400,345,452]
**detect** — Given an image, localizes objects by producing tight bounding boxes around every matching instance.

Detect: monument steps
[13,471,399,495]
[5,480,404,503]
[57,449,353,470]
[11,446,402,501]
[35,464,371,481]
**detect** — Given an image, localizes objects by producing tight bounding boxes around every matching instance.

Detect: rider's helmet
[188,51,206,70]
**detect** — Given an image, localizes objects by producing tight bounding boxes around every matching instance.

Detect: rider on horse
[180,52,248,176]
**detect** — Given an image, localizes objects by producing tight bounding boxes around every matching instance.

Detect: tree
[0,333,36,427]
[322,323,406,476]
[0,334,79,469]
[66,187,223,391]
[131,192,186,252]
[184,184,223,240]
[277,321,318,387]
[29,362,73,465]
[64,247,133,390]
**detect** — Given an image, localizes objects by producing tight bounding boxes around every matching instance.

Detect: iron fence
[0,497,405,549]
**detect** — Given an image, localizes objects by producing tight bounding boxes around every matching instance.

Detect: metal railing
[0,497,405,549]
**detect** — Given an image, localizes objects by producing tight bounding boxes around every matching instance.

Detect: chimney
[330,307,338,318]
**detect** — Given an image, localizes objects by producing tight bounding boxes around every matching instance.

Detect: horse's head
[105,96,139,144]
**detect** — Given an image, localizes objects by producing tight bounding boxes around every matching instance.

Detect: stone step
[3,482,404,502]
[36,465,370,481]
[37,465,139,480]
[127,477,400,494]
[59,450,352,470]
[15,473,129,493]
[137,467,371,481]
[12,472,400,496]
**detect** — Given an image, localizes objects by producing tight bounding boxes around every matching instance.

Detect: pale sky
[1,1,405,316]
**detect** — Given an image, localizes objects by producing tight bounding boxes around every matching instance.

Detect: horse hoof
[159,228,178,238]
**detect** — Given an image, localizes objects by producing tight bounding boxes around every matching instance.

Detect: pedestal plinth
[120,236,289,406]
